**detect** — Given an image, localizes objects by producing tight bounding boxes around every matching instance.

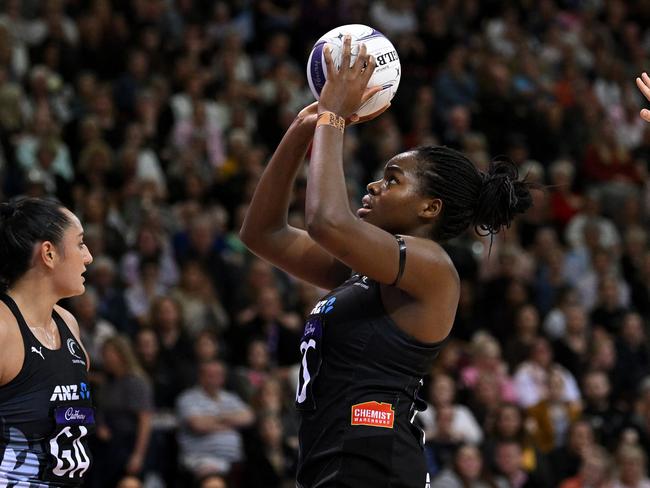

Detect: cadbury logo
[64,407,86,422]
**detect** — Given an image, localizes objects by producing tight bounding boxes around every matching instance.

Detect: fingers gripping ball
[307,24,401,117]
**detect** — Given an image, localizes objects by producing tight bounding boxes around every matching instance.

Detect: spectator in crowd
[615,312,650,405]
[580,370,628,450]
[170,258,230,337]
[419,372,483,446]
[430,339,464,382]
[250,376,300,451]
[194,328,223,364]
[466,370,508,429]
[121,224,178,289]
[176,360,254,482]
[149,295,195,371]
[172,100,225,171]
[576,247,628,314]
[559,445,613,488]
[92,336,153,488]
[620,226,647,293]
[87,255,132,334]
[589,273,631,335]
[146,295,195,384]
[525,366,582,453]
[482,403,545,481]
[552,303,591,380]
[242,413,297,488]
[133,327,184,485]
[630,251,650,320]
[491,439,546,488]
[548,420,597,487]
[173,212,235,309]
[533,242,571,317]
[513,337,580,408]
[582,121,642,186]
[564,192,621,257]
[230,338,273,403]
[134,327,188,411]
[543,286,581,340]
[461,333,517,404]
[612,443,650,488]
[431,444,494,488]
[125,257,167,326]
[548,158,583,233]
[503,304,541,372]
[229,284,301,368]
[424,404,464,477]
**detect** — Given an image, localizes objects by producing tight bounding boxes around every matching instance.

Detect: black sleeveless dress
[295,274,445,488]
[0,294,94,487]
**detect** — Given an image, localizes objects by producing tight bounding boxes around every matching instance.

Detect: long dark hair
[413,146,534,242]
[0,197,71,292]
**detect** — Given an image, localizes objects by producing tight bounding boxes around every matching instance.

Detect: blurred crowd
[2,0,650,487]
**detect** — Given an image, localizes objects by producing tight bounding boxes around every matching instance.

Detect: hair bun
[0,203,16,220]
[474,159,533,235]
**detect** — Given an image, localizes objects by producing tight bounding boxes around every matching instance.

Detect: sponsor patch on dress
[302,316,323,341]
[351,401,394,428]
[54,406,95,425]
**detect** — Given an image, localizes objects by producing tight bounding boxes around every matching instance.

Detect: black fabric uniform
[0,294,94,487]
[295,273,444,488]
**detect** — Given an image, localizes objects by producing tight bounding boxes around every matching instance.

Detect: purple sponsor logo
[310,41,327,95]
[302,316,323,340]
[65,408,85,421]
[54,406,95,425]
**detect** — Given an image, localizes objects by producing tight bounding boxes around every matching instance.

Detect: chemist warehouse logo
[50,383,90,402]
[351,401,394,428]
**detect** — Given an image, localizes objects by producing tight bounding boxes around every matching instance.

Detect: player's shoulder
[0,299,22,361]
[0,299,16,339]
[405,236,459,282]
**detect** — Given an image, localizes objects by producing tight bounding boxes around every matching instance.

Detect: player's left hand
[318,36,379,119]
[348,102,391,125]
[297,101,319,121]
[635,72,650,122]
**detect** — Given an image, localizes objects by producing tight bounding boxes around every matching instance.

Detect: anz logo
[50,383,90,402]
[310,297,336,315]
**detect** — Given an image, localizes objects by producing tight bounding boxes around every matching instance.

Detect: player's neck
[7,278,59,328]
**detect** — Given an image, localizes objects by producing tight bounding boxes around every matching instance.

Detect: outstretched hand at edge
[635,72,650,122]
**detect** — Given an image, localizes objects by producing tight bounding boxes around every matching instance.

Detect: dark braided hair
[413,146,533,242]
[0,197,71,292]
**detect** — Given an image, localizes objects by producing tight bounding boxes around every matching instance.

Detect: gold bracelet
[316,111,345,133]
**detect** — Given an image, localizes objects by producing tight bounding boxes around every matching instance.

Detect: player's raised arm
[240,95,387,290]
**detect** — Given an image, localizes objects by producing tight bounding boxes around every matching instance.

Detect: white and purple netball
[307,24,401,117]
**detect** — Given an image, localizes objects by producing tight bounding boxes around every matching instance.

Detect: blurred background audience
[3,0,650,486]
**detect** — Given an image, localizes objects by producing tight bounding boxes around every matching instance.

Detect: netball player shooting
[241,37,533,488]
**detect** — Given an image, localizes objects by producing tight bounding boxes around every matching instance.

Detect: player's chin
[358,212,377,226]
[67,283,86,298]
